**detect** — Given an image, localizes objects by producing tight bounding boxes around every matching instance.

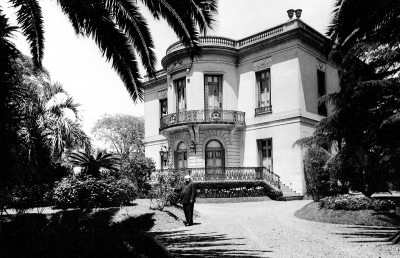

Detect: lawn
[0,199,188,258]
[295,202,400,227]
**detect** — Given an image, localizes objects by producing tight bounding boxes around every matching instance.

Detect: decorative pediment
[157,89,167,99]
[167,59,192,74]
[253,57,272,71]
[316,60,326,72]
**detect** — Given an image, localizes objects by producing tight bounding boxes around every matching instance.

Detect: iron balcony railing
[160,109,245,131]
[255,105,272,115]
[150,167,280,188]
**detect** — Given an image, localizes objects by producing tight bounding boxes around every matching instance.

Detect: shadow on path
[153,230,272,257]
[335,226,400,243]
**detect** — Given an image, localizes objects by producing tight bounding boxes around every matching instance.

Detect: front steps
[279,183,303,200]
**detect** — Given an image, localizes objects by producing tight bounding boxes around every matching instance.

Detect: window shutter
[174,151,178,169]
[219,76,223,109]
[256,73,261,108]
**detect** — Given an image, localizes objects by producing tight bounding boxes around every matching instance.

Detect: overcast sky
[3,0,335,139]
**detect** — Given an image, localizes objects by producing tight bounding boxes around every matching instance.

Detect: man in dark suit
[179,175,196,226]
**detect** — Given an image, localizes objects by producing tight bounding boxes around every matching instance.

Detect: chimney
[295,9,302,19]
[287,9,294,19]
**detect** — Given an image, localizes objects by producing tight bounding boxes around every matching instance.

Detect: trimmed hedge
[319,194,396,211]
[193,180,283,200]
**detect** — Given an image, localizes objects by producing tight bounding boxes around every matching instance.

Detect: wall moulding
[157,89,167,99]
[253,57,272,71]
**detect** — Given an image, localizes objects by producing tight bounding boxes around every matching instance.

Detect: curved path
[153,200,400,258]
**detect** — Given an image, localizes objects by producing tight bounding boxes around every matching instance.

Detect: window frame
[204,74,223,110]
[257,138,273,171]
[174,77,186,112]
[317,70,327,116]
[255,69,272,115]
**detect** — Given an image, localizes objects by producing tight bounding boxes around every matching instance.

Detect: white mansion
[143,13,339,196]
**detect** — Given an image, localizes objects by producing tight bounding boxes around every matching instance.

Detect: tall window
[175,78,186,111]
[257,139,273,171]
[160,99,168,117]
[255,69,272,114]
[205,140,224,168]
[204,75,222,110]
[317,70,327,115]
[175,142,187,169]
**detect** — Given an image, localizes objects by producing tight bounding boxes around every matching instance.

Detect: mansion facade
[143,17,339,195]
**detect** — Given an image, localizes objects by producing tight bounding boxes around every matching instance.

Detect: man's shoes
[188,222,194,226]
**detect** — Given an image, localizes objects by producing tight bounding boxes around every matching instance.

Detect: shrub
[193,180,283,200]
[120,154,155,197]
[304,146,346,201]
[53,175,137,209]
[149,169,181,210]
[319,194,396,211]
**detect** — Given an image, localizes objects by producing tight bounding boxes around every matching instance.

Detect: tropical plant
[69,150,120,178]
[2,0,218,101]
[328,0,400,78]
[41,82,92,159]
[319,0,400,243]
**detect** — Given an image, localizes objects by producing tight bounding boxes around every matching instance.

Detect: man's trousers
[182,202,194,224]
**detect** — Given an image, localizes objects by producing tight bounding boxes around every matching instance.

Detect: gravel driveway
[153,200,400,258]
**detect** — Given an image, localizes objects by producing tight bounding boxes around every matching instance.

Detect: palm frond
[141,0,202,59]
[57,0,144,101]
[106,0,157,77]
[10,0,44,67]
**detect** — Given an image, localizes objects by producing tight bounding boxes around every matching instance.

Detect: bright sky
[3,0,335,139]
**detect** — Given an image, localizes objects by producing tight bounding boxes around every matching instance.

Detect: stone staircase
[278,183,303,200]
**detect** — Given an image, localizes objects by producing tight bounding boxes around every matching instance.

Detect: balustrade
[160,109,245,131]
[255,105,273,115]
[166,21,297,55]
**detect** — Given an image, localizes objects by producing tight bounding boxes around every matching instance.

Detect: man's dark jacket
[179,182,196,204]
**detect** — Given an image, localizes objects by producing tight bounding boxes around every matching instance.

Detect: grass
[0,199,188,258]
[295,202,400,227]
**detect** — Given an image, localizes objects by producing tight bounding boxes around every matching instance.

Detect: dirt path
[153,200,400,258]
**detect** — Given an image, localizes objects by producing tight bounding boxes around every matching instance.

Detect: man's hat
[184,175,191,179]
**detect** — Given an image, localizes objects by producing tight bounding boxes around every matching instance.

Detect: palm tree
[327,0,400,244]
[3,0,217,102]
[69,150,120,178]
[41,82,92,160]
[327,0,400,78]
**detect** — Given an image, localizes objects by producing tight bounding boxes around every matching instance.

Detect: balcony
[160,109,245,132]
[255,105,272,115]
[166,36,236,54]
[165,20,308,55]
[150,167,280,187]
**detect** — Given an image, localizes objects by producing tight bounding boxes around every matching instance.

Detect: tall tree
[91,114,144,158]
[295,0,400,244]
[2,0,218,102]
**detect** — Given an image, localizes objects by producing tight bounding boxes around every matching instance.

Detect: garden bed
[295,202,400,227]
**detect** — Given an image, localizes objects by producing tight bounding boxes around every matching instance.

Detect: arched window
[205,140,224,168]
[175,142,187,169]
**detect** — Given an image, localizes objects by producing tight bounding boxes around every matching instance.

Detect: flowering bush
[53,175,137,209]
[194,180,283,200]
[319,194,396,211]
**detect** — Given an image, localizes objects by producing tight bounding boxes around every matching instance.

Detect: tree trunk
[389,230,400,244]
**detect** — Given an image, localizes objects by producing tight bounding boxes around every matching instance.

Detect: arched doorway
[205,140,225,180]
[175,141,187,169]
